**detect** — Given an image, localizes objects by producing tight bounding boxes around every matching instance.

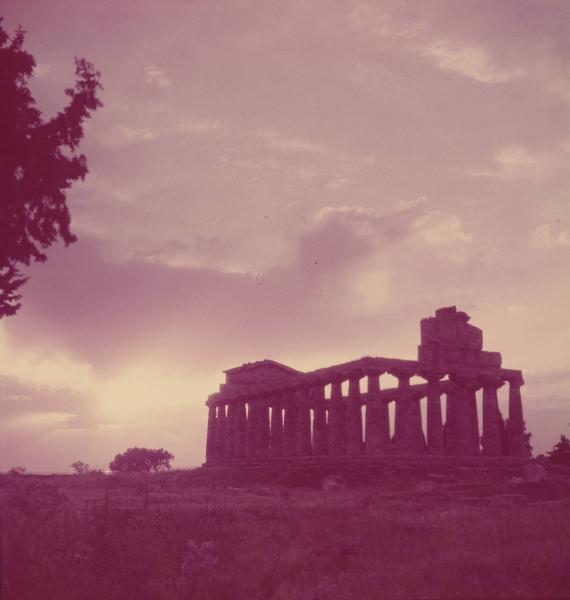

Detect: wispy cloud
[410,212,472,246]
[529,223,570,250]
[422,39,523,83]
[176,119,221,134]
[144,64,172,88]
[33,63,53,78]
[100,124,158,147]
[409,212,473,264]
[467,144,554,181]
[255,129,325,153]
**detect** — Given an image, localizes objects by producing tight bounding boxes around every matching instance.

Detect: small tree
[8,466,26,476]
[109,447,174,511]
[109,447,174,474]
[547,435,570,466]
[71,460,91,475]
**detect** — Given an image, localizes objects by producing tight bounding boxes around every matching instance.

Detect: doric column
[296,388,312,456]
[447,375,480,456]
[225,402,235,458]
[283,393,297,456]
[215,404,227,460]
[311,384,328,456]
[422,371,445,455]
[365,373,389,456]
[269,398,283,458]
[328,378,347,456]
[256,400,270,458]
[393,371,412,454]
[444,389,455,454]
[234,401,247,458]
[245,402,257,459]
[481,376,504,456]
[507,376,526,457]
[408,395,426,454]
[346,376,364,456]
[206,404,217,462]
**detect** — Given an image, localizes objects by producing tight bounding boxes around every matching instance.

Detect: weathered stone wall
[418,306,501,368]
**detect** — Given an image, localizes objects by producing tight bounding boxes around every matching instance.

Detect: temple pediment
[223,359,300,387]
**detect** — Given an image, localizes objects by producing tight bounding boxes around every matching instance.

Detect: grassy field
[1,463,570,600]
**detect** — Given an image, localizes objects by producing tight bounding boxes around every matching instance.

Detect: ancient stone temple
[204,307,527,464]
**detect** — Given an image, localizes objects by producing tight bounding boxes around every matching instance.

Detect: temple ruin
[204,307,527,464]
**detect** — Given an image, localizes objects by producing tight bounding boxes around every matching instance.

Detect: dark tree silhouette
[547,434,570,466]
[0,19,102,317]
[109,447,174,474]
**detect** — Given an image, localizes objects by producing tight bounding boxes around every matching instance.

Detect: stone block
[435,306,457,319]
[420,318,440,343]
[488,352,502,367]
[439,320,457,343]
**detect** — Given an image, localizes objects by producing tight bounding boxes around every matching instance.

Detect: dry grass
[1,468,570,600]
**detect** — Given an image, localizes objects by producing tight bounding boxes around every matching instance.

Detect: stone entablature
[204,307,527,463]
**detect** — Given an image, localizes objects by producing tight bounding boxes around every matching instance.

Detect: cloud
[176,119,222,134]
[529,224,570,250]
[101,124,158,147]
[410,212,472,247]
[0,374,95,430]
[466,144,558,182]
[33,63,53,78]
[144,65,172,88]
[421,39,523,84]
[255,129,325,153]
[219,156,281,170]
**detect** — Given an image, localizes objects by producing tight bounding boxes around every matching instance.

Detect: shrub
[547,435,570,466]
[109,447,174,474]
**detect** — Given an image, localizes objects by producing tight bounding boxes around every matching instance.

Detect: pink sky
[1,0,569,471]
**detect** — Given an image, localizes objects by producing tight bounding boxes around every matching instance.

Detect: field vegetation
[1,462,570,600]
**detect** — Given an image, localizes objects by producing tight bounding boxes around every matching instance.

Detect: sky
[1,0,569,471]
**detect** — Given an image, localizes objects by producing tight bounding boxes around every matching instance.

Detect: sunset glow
[1,1,569,471]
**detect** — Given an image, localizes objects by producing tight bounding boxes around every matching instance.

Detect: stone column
[215,404,227,460]
[296,388,312,456]
[447,375,480,456]
[283,393,297,457]
[234,401,247,458]
[365,373,389,456]
[423,371,445,455]
[469,385,480,456]
[481,376,504,456]
[393,371,412,454]
[408,395,426,454]
[256,400,270,458]
[346,376,364,456]
[206,404,217,462]
[245,402,257,459]
[507,376,526,457]
[311,385,328,456]
[328,378,347,456]
[225,402,235,458]
[444,389,455,455]
[270,399,283,458]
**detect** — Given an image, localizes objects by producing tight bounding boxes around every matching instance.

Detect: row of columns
[206,372,526,462]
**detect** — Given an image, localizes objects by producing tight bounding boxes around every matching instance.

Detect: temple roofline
[206,354,522,405]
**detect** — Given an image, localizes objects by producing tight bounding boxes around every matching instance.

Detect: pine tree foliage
[0,19,102,317]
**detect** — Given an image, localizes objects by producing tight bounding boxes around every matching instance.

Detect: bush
[547,435,570,466]
[109,447,174,474]
[8,466,26,476]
